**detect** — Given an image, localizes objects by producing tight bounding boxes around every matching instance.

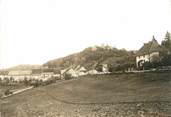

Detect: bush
[109,63,134,72]
[64,74,72,80]
[142,55,171,70]
[30,80,42,87]
[29,77,58,87]
[23,77,30,86]
[160,54,171,66]
[143,62,151,70]
[4,89,13,96]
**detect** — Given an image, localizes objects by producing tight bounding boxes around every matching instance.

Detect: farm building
[60,66,88,79]
[8,70,32,76]
[136,36,167,69]
[7,70,32,81]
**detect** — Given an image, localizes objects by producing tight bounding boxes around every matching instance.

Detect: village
[0,32,171,84]
[0,64,109,83]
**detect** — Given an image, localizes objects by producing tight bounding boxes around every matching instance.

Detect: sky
[0,0,171,68]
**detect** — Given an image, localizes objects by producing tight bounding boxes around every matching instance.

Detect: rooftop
[136,36,167,56]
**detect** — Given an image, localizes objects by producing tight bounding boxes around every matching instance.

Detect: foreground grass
[1,72,171,117]
[46,73,171,104]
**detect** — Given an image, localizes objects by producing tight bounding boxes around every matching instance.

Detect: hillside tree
[161,31,171,52]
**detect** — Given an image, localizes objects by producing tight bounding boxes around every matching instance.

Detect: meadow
[1,72,171,117]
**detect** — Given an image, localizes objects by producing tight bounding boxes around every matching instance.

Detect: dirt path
[1,86,33,99]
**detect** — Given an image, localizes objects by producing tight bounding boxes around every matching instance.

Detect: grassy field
[1,72,171,117]
[46,73,171,104]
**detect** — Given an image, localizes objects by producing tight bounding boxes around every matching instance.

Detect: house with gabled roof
[136,36,167,69]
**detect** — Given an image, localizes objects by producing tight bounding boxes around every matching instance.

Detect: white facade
[136,55,150,67]
[102,64,108,72]
[136,52,159,67]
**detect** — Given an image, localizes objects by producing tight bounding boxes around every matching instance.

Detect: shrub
[143,62,151,70]
[160,54,171,66]
[64,74,72,80]
[4,89,13,96]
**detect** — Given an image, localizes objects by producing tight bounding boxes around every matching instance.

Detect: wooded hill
[43,45,136,71]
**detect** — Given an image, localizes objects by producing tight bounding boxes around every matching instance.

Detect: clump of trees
[0,77,15,86]
[161,31,171,66]
[22,76,58,87]
[109,63,135,72]
[162,32,171,52]
[0,76,59,89]
[108,53,136,72]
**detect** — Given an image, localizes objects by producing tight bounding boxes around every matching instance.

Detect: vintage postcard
[0,0,171,116]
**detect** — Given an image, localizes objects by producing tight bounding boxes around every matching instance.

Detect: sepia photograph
[0,0,171,116]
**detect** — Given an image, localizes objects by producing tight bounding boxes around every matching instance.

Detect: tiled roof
[136,37,167,56]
